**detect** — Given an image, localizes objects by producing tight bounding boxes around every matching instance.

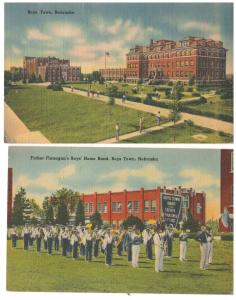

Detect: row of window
[128,61,195,69]
[84,200,157,213]
[128,49,225,61]
[198,60,225,68]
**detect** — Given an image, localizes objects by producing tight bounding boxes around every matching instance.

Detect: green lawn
[7,239,233,293]
[121,122,233,143]
[188,94,233,117]
[5,85,158,143]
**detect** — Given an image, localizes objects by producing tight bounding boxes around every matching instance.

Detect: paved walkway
[97,120,184,143]
[4,103,50,143]
[63,87,233,135]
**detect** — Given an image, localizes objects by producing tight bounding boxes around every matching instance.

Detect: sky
[9,147,221,221]
[4,2,233,73]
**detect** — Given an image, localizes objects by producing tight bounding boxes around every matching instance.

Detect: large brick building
[100,36,227,85]
[23,56,81,82]
[220,150,233,232]
[81,186,206,227]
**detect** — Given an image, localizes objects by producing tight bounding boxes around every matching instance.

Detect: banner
[161,193,182,227]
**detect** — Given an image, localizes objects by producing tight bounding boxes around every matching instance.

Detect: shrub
[168,81,173,86]
[192,92,201,97]
[186,87,193,92]
[220,233,233,241]
[126,95,142,103]
[108,97,115,105]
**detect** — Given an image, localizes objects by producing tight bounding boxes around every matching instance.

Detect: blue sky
[9,147,220,220]
[5,2,233,73]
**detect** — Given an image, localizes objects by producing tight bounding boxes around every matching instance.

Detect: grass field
[5,85,158,143]
[121,122,233,143]
[7,239,233,293]
[188,95,233,117]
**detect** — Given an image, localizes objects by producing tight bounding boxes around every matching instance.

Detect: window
[112,220,117,226]
[144,200,149,212]
[117,201,122,212]
[127,201,132,212]
[151,200,156,212]
[89,203,93,213]
[97,203,101,213]
[181,61,184,67]
[103,203,107,213]
[176,71,179,77]
[85,203,89,212]
[190,61,194,66]
[134,201,139,212]
[176,61,180,67]
[182,196,189,208]
[196,203,202,214]
[112,202,116,212]
[185,61,189,66]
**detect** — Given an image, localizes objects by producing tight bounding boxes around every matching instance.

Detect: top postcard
[4,2,233,144]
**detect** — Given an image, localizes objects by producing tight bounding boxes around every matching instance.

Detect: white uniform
[179,232,188,261]
[153,232,165,272]
[131,232,142,268]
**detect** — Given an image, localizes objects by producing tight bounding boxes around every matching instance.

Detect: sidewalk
[4,103,50,143]
[64,87,233,135]
[97,120,184,143]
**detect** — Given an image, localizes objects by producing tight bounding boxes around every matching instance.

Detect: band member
[85,228,93,262]
[47,227,53,255]
[79,227,86,256]
[10,226,18,249]
[124,227,133,262]
[166,226,174,258]
[61,227,68,257]
[131,227,143,268]
[71,230,79,259]
[43,226,48,251]
[22,224,30,251]
[206,226,213,264]
[54,227,60,252]
[179,229,189,261]
[103,228,114,266]
[93,227,100,258]
[116,227,125,256]
[153,226,166,272]
[196,225,210,270]
[35,227,43,255]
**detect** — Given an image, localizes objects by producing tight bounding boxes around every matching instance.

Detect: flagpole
[105,52,106,82]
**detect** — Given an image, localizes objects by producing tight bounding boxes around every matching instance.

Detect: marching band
[8,223,214,272]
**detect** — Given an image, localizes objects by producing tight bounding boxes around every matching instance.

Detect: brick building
[101,36,227,85]
[23,56,81,82]
[220,150,233,232]
[7,168,13,226]
[100,68,127,81]
[81,186,206,227]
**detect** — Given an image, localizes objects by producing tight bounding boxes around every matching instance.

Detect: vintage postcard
[7,147,233,293]
[4,2,233,144]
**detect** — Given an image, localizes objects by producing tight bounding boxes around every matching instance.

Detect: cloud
[11,46,22,55]
[26,28,51,41]
[14,164,76,193]
[100,164,166,184]
[95,17,123,35]
[50,22,81,38]
[179,21,222,41]
[179,168,220,190]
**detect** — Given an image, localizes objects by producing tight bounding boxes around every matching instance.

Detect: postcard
[4,2,233,144]
[7,146,233,293]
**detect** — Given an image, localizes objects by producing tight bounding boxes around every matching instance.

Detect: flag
[105,52,110,56]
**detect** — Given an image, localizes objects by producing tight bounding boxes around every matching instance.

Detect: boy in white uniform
[153,226,166,272]
[131,227,142,268]
[179,229,189,261]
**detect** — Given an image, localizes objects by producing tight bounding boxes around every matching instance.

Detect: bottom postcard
[7,147,233,294]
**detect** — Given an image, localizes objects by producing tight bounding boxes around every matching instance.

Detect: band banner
[161,193,182,227]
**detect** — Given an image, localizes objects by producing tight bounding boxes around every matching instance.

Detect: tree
[12,187,27,225]
[90,211,103,229]
[188,76,195,86]
[23,198,33,223]
[123,215,144,231]
[42,197,54,225]
[75,200,85,225]
[182,210,200,232]
[56,199,69,225]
